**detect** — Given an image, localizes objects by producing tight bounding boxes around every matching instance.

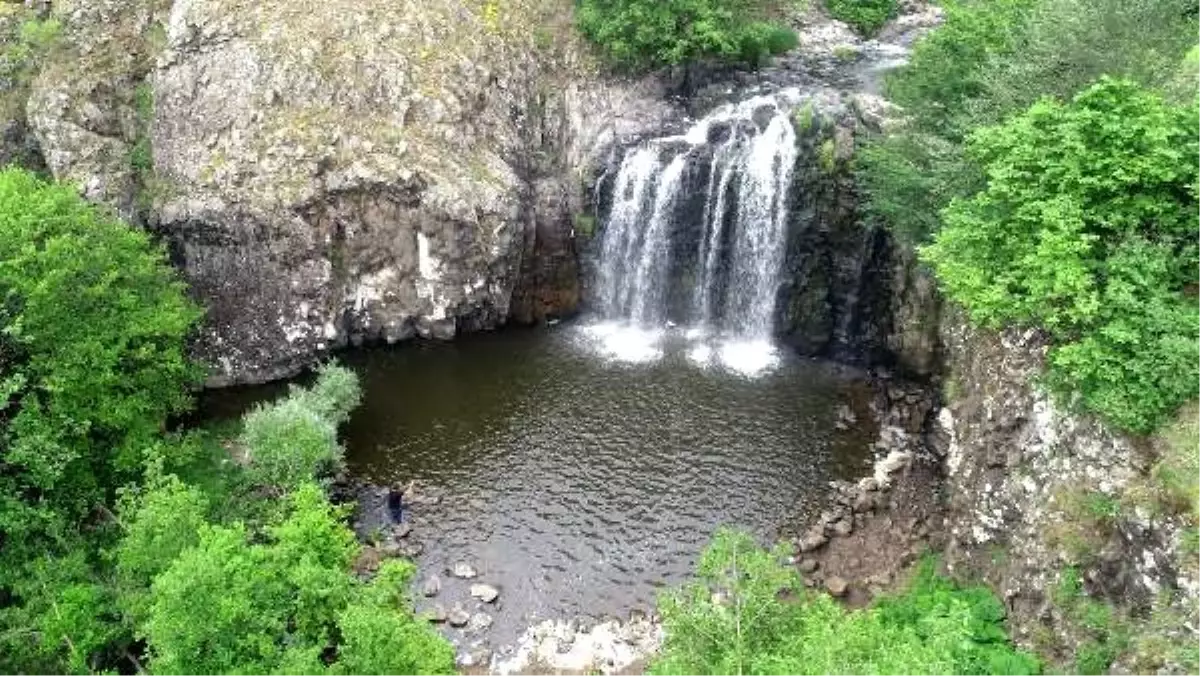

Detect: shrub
[1152,402,1200,516]
[825,0,899,36]
[240,363,360,490]
[865,0,1197,246]
[651,530,1039,674]
[0,167,201,573]
[576,0,798,70]
[921,78,1198,433]
[141,483,454,675]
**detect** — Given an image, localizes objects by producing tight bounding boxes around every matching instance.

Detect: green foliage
[1050,567,1131,674]
[824,0,898,36]
[141,483,453,675]
[240,363,359,490]
[129,83,155,176]
[860,0,1196,243]
[1151,402,1200,516]
[651,530,1039,675]
[576,0,798,70]
[921,79,1198,432]
[0,166,201,578]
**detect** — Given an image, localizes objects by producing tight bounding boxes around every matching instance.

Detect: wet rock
[428,604,448,623]
[467,612,494,633]
[448,605,471,627]
[470,583,500,603]
[798,558,820,574]
[825,576,849,597]
[422,575,442,597]
[835,405,854,432]
[798,529,828,553]
[452,561,478,579]
[457,647,492,669]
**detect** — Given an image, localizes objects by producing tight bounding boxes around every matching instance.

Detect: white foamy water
[578,322,782,377]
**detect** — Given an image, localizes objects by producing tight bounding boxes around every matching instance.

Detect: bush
[142,483,454,675]
[240,363,360,490]
[921,79,1198,433]
[0,167,201,577]
[576,0,798,69]
[651,529,1039,674]
[861,0,1196,244]
[825,0,899,36]
[1152,402,1200,516]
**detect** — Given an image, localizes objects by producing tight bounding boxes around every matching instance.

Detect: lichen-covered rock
[937,315,1198,665]
[26,0,165,215]
[26,0,675,385]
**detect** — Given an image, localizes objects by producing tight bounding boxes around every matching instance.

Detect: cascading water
[589,93,799,373]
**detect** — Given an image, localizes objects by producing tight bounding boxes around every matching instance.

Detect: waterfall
[594,95,798,344]
[726,114,797,337]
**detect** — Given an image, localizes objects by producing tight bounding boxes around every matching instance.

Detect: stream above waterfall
[202,323,881,648]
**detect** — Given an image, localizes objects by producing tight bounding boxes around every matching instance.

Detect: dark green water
[203,322,879,645]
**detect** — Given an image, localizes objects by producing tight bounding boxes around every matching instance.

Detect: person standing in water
[387,480,415,522]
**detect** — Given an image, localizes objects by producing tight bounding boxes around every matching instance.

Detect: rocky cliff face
[934,316,1198,669]
[21,0,676,385]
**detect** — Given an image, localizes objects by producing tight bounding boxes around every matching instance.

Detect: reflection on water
[200,322,879,645]
[345,322,875,643]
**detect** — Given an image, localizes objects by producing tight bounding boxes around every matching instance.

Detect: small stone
[452,561,478,579]
[825,576,849,597]
[467,612,493,632]
[798,558,819,574]
[393,521,413,538]
[798,530,828,553]
[470,583,500,603]
[455,652,477,669]
[422,575,442,597]
[832,518,854,537]
[428,604,448,623]
[448,605,470,627]
[379,541,403,557]
[865,572,892,587]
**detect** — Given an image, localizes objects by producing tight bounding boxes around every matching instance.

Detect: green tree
[824,0,899,37]
[0,167,200,672]
[240,363,361,491]
[922,79,1198,432]
[651,530,1039,674]
[576,0,797,70]
[141,483,454,675]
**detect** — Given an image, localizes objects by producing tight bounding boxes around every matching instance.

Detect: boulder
[422,575,441,597]
[825,576,849,597]
[452,561,478,579]
[798,529,828,553]
[448,605,470,627]
[831,517,854,537]
[428,604,448,623]
[467,612,494,633]
[470,583,500,603]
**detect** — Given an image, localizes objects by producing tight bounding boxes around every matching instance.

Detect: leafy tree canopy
[0,166,201,580]
[922,78,1198,432]
[576,0,798,70]
[650,529,1040,675]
